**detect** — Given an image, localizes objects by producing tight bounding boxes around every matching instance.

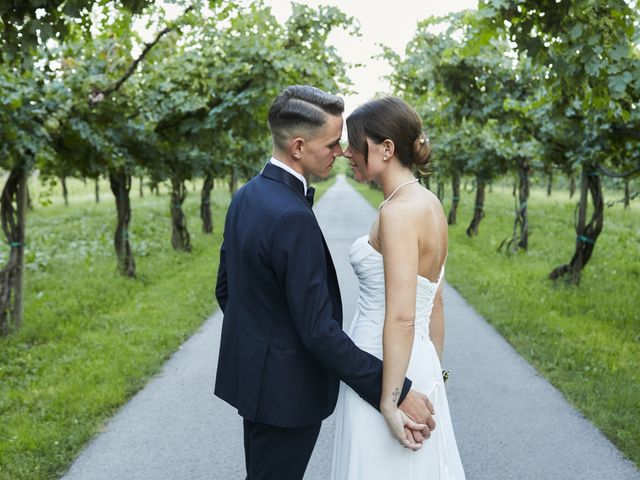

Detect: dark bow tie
[305,187,316,207]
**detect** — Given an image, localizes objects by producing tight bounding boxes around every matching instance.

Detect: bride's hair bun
[413,133,432,168]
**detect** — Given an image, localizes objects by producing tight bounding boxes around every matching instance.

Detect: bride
[331,97,466,479]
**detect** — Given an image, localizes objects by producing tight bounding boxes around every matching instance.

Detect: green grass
[0,178,228,480]
[0,173,336,480]
[348,177,640,468]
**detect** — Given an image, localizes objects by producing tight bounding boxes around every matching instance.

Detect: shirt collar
[269,157,307,194]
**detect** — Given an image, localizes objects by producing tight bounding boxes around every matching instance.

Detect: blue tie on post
[305,187,315,207]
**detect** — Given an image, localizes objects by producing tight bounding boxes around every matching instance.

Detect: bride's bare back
[368,184,448,283]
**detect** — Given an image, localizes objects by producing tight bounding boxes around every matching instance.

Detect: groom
[214,85,434,479]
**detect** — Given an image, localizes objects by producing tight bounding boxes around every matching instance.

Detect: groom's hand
[399,390,435,440]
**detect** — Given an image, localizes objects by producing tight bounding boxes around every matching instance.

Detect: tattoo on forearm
[391,387,400,405]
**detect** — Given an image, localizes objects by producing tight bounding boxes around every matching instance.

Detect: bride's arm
[429,282,445,360]
[379,204,424,447]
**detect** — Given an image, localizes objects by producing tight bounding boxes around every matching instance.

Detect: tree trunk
[569,175,576,199]
[447,174,460,225]
[549,166,604,284]
[200,172,214,234]
[27,185,33,211]
[95,178,100,203]
[436,181,444,201]
[109,170,136,277]
[516,162,530,250]
[623,178,630,210]
[0,165,28,335]
[171,177,192,252]
[500,160,530,253]
[61,176,69,206]
[466,176,485,237]
[547,171,553,197]
[229,167,238,196]
[139,177,144,198]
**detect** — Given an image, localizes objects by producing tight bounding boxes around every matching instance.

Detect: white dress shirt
[269,157,308,195]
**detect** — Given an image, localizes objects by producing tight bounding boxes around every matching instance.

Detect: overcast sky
[265,0,478,114]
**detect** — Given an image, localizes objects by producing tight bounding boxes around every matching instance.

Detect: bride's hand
[382,407,427,451]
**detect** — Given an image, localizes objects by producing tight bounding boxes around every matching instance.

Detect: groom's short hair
[268,85,344,151]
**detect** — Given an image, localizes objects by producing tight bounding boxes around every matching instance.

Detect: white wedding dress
[331,235,465,480]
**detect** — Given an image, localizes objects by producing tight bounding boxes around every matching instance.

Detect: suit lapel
[261,162,310,209]
[262,162,341,320]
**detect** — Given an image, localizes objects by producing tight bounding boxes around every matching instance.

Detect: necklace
[378,178,418,210]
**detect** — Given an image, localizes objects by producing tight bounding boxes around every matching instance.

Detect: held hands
[381,406,428,451]
[397,389,436,446]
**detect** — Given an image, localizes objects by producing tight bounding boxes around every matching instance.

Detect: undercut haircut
[268,85,345,151]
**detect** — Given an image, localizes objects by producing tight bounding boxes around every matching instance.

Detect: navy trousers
[243,419,322,480]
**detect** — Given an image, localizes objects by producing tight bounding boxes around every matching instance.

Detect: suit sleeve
[271,210,411,410]
[215,232,228,313]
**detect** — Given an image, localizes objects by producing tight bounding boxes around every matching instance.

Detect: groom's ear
[290,137,305,160]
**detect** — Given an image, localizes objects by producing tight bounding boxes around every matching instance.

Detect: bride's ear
[382,139,395,160]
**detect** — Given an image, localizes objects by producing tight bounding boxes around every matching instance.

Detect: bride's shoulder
[419,186,447,218]
[380,190,446,233]
[378,198,420,233]
[380,188,436,217]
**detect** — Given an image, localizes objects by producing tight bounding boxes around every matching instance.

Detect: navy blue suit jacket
[214,162,411,428]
